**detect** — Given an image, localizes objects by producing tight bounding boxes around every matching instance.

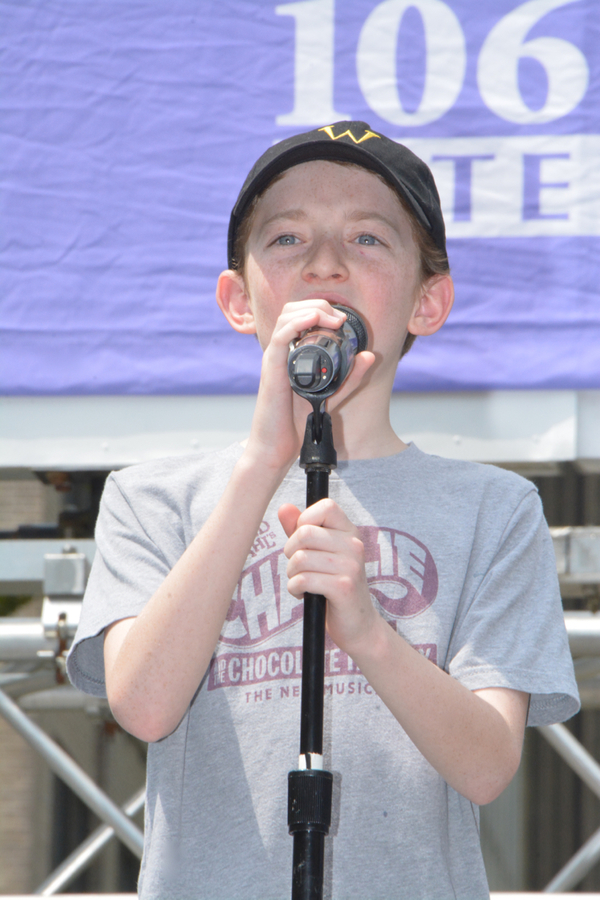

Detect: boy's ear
[215,269,257,335]
[407,274,454,337]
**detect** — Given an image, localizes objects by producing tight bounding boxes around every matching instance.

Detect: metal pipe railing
[0,619,54,660]
[34,788,145,895]
[539,724,600,891]
[0,689,144,858]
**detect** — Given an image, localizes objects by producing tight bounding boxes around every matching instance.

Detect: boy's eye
[276,234,299,245]
[356,234,379,245]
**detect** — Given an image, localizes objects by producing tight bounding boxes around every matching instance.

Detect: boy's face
[235,160,429,380]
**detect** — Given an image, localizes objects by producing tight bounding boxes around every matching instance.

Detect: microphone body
[288,305,368,403]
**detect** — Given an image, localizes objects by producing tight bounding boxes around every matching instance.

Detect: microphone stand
[288,402,335,900]
[286,305,367,899]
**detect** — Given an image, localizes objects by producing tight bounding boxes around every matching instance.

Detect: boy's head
[227,121,449,358]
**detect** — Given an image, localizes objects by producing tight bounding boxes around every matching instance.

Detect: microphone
[288,305,368,403]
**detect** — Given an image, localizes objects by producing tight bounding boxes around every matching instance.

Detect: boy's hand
[246,300,374,472]
[279,498,378,654]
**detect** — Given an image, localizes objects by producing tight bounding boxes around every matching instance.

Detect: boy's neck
[329,408,407,461]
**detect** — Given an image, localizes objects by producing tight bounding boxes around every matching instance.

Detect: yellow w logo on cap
[318,125,380,144]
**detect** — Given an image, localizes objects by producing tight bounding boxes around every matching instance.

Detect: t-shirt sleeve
[67,471,182,697]
[447,487,579,727]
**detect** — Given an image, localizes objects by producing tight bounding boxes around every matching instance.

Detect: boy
[68,121,579,899]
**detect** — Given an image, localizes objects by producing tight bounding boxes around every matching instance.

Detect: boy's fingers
[348,350,376,389]
[329,350,376,407]
[274,301,346,346]
[296,498,354,532]
[278,503,301,538]
[355,350,376,376]
[283,500,354,559]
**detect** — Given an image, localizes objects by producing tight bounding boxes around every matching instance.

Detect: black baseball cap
[227,120,447,269]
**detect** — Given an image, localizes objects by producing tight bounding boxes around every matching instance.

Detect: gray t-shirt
[68,443,579,900]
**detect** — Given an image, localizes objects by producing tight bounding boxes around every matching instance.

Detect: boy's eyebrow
[258,209,401,230]
[259,209,307,229]
[346,210,401,230]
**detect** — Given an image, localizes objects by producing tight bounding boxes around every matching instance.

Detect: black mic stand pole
[288,401,336,900]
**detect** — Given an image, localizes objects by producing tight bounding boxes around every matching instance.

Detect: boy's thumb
[278,503,301,538]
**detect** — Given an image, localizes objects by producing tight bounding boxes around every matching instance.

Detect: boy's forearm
[105,451,291,742]
[349,617,528,805]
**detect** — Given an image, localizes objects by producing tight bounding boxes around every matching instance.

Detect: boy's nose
[302,237,348,282]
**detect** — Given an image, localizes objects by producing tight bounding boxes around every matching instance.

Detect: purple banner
[1,0,599,394]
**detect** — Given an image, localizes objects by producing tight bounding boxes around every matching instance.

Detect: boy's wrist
[236,440,296,488]
[345,610,407,677]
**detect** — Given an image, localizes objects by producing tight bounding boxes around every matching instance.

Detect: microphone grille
[333,305,368,353]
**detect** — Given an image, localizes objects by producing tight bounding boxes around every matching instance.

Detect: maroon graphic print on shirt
[211,523,439,690]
